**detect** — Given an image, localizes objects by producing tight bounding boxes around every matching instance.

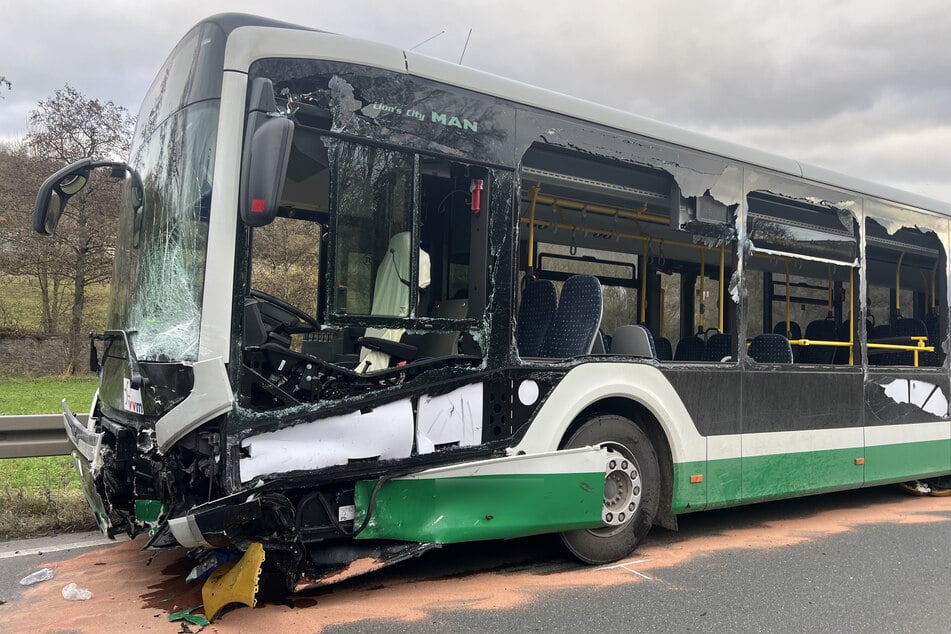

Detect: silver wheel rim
[589,443,642,537]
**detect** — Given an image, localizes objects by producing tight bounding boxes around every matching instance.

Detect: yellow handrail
[895,252,906,313]
[527,182,541,270]
[867,336,933,368]
[527,193,667,226]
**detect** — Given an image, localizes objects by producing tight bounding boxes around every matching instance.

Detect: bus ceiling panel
[225,27,408,74]
[747,170,861,210]
[749,250,856,279]
[747,191,857,236]
[521,147,672,197]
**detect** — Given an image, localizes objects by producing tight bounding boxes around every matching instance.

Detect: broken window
[109,101,217,363]
[745,187,859,365]
[864,201,947,368]
[239,129,490,410]
[516,144,738,362]
[331,142,415,317]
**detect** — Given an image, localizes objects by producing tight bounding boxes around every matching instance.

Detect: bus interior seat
[749,333,794,364]
[773,320,802,340]
[703,333,735,362]
[538,274,603,358]
[654,336,673,361]
[610,325,656,359]
[888,317,929,366]
[516,279,557,357]
[404,299,468,359]
[797,319,837,364]
[674,335,705,361]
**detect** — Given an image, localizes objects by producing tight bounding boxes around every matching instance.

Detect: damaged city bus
[34,12,951,597]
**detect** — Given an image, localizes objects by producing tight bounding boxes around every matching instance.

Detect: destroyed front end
[63,353,609,591]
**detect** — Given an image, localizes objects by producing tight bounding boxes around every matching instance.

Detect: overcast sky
[2,0,949,201]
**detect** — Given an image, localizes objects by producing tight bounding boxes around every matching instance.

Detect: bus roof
[207,13,951,217]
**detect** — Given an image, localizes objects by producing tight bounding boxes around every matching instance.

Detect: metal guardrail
[0,413,86,459]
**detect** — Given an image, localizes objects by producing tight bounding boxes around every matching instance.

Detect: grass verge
[0,376,100,539]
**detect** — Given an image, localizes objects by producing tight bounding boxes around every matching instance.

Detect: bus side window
[745,186,859,366]
[864,209,947,368]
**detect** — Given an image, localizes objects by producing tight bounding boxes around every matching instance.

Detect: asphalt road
[2,486,949,632]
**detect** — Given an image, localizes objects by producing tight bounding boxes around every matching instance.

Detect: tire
[560,414,660,564]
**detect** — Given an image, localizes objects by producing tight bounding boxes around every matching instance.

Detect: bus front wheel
[560,414,660,564]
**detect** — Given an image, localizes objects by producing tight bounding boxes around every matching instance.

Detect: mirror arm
[33,159,135,236]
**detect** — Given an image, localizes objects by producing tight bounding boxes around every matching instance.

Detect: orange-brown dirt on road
[3,489,949,633]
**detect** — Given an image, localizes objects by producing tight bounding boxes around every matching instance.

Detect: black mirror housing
[33,158,94,235]
[241,116,294,227]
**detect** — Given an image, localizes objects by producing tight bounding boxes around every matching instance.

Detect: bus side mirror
[240,116,294,227]
[33,158,94,235]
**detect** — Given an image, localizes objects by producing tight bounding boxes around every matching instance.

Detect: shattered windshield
[108,101,217,361]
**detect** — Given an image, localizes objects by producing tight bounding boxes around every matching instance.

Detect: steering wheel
[249,289,321,333]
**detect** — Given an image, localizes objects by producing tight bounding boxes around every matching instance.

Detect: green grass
[0,375,100,539]
[0,376,98,415]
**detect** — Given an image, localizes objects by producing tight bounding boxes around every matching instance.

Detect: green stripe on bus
[865,438,951,485]
[673,437,951,513]
[354,471,605,543]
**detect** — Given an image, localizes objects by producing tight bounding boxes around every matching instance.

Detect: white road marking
[595,557,653,579]
[0,537,116,560]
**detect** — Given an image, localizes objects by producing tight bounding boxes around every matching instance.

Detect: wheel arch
[560,397,677,531]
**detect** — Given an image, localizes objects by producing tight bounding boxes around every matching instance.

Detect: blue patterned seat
[797,319,837,364]
[749,333,793,364]
[773,321,802,340]
[516,279,557,357]
[887,317,929,366]
[703,333,735,362]
[538,275,603,358]
[654,336,673,361]
[674,335,705,361]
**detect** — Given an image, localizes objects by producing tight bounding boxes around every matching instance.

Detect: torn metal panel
[867,373,951,425]
[154,357,234,452]
[239,399,415,482]
[416,383,484,453]
[881,378,949,417]
[354,447,607,543]
[202,542,265,621]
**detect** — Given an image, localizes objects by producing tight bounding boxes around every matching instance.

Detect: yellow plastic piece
[202,542,266,621]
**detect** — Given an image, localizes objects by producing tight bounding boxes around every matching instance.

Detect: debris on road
[19,567,54,586]
[61,582,93,600]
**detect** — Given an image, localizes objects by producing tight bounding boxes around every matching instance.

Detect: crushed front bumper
[62,399,111,534]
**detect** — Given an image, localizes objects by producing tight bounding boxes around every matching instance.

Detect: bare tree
[0,76,10,97]
[0,85,134,374]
